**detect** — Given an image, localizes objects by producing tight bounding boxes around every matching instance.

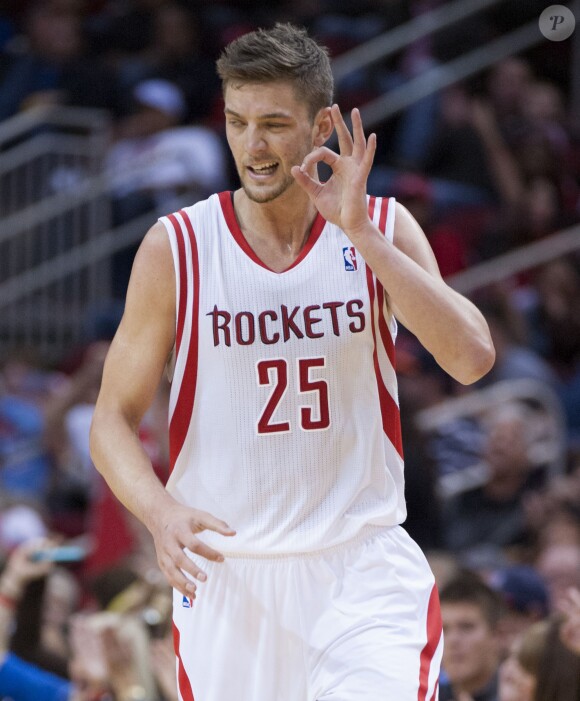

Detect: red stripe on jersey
[375,279,396,367]
[218,191,326,273]
[368,195,376,220]
[368,196,401,454]
[173,622,195,701]
[379,196,389,234]
[373,196,396,366]
[418,585,443,701]
[169,210,200,471]
[167,213,188,357]
[366,266,403,457]
[375,280,402,455]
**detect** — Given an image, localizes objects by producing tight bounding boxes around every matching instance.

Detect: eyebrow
[224,109,294,120]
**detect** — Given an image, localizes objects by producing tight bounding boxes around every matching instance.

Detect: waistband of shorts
[217,524,394,561]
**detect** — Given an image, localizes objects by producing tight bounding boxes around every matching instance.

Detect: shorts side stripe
[418,584,443,701]
[173,622,195,701]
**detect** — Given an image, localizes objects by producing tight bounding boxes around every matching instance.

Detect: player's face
[224,81,325,204]
[441,603,499,692]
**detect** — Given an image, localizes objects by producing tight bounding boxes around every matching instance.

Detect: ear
[312,106,333,146]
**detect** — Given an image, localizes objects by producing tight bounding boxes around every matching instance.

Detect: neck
[232,185,321,272]
[234,185,319,253]
[454,667,496,698]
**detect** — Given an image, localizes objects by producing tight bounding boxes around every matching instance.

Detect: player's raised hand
[291,104,376,238]
[148,501,236,599]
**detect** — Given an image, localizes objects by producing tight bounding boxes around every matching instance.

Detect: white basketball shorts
[172,525,443,701]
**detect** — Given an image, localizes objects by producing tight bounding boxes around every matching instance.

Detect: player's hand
[291,105,376,239]
[148,501,235,598]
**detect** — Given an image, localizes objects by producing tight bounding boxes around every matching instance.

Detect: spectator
[536,543,580,612]
[478,292,559,389]
[439,570,505,701]
[0,537,177,700]
[397,344,484,489]
[443,402,544,553]
[105,77,227,296]
[0,0,120,121]
[490,564,549,658]
[0,354,57,503]
[107,78,227,206]
[523,464,580,553]
[498,599,580,701]
[0,537,71,700]
[485,58,533,146]
[108,2,221,124]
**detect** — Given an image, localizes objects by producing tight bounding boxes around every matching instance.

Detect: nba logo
[182,595,194,608]
[343,246,357,271]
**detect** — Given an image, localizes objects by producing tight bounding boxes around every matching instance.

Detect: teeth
[251,162,277,171]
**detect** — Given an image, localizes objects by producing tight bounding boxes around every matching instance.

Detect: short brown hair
[440,570,506,630]
[216,23,334,119]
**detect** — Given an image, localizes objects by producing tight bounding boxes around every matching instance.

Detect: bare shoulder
[392,201,441,278]
[112,220,176,365]
[132,221,174,288]
[125,221,175,320]
[95,222,175,419]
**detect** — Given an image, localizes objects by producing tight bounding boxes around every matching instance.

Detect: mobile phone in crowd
[29,544,88,562]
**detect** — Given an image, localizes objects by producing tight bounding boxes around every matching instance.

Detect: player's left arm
[352,203,495,385]
[292,105,494,385]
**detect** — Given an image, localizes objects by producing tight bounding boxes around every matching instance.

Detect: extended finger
[351,108,367,160]
[360,132,377,176]
[194,511,236,537]
[172,547,208,582]
[331,104,353,156]
[181,535,225,563]
[167,567,197,599]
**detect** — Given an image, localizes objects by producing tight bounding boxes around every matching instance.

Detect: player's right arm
[89,222,235,598]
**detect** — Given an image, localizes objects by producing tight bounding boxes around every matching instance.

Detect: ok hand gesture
[291,105,376,238]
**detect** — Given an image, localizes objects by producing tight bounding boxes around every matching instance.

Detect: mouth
[246,161,279,178]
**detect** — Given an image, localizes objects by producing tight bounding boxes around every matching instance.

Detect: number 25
[256,357,330,434]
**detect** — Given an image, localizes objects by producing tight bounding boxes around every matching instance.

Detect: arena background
[0,2,579,700]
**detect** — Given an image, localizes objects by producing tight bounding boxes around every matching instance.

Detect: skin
[560,586,580,654]
[498,654,535,701]
[441,602,501,697]
[90,78,495,599]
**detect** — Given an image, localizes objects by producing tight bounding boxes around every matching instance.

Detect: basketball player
[90,23,495,701]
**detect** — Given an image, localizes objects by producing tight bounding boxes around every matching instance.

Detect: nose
[245,124,267,155]
[443,628,460,647]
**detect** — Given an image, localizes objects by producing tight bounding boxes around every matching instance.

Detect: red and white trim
[173,622,196,701]
[218,190,326,273]
[163,209,201,472]
[417,584,443,701]
[365,196,403,457]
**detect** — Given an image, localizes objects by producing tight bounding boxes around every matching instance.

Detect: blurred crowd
[1,1,580,700]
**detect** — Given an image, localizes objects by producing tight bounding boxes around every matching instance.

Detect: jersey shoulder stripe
[365,195,402,457]
[161,209,201,471]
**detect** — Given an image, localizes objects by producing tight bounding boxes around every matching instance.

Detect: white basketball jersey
[159,192,405,554]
